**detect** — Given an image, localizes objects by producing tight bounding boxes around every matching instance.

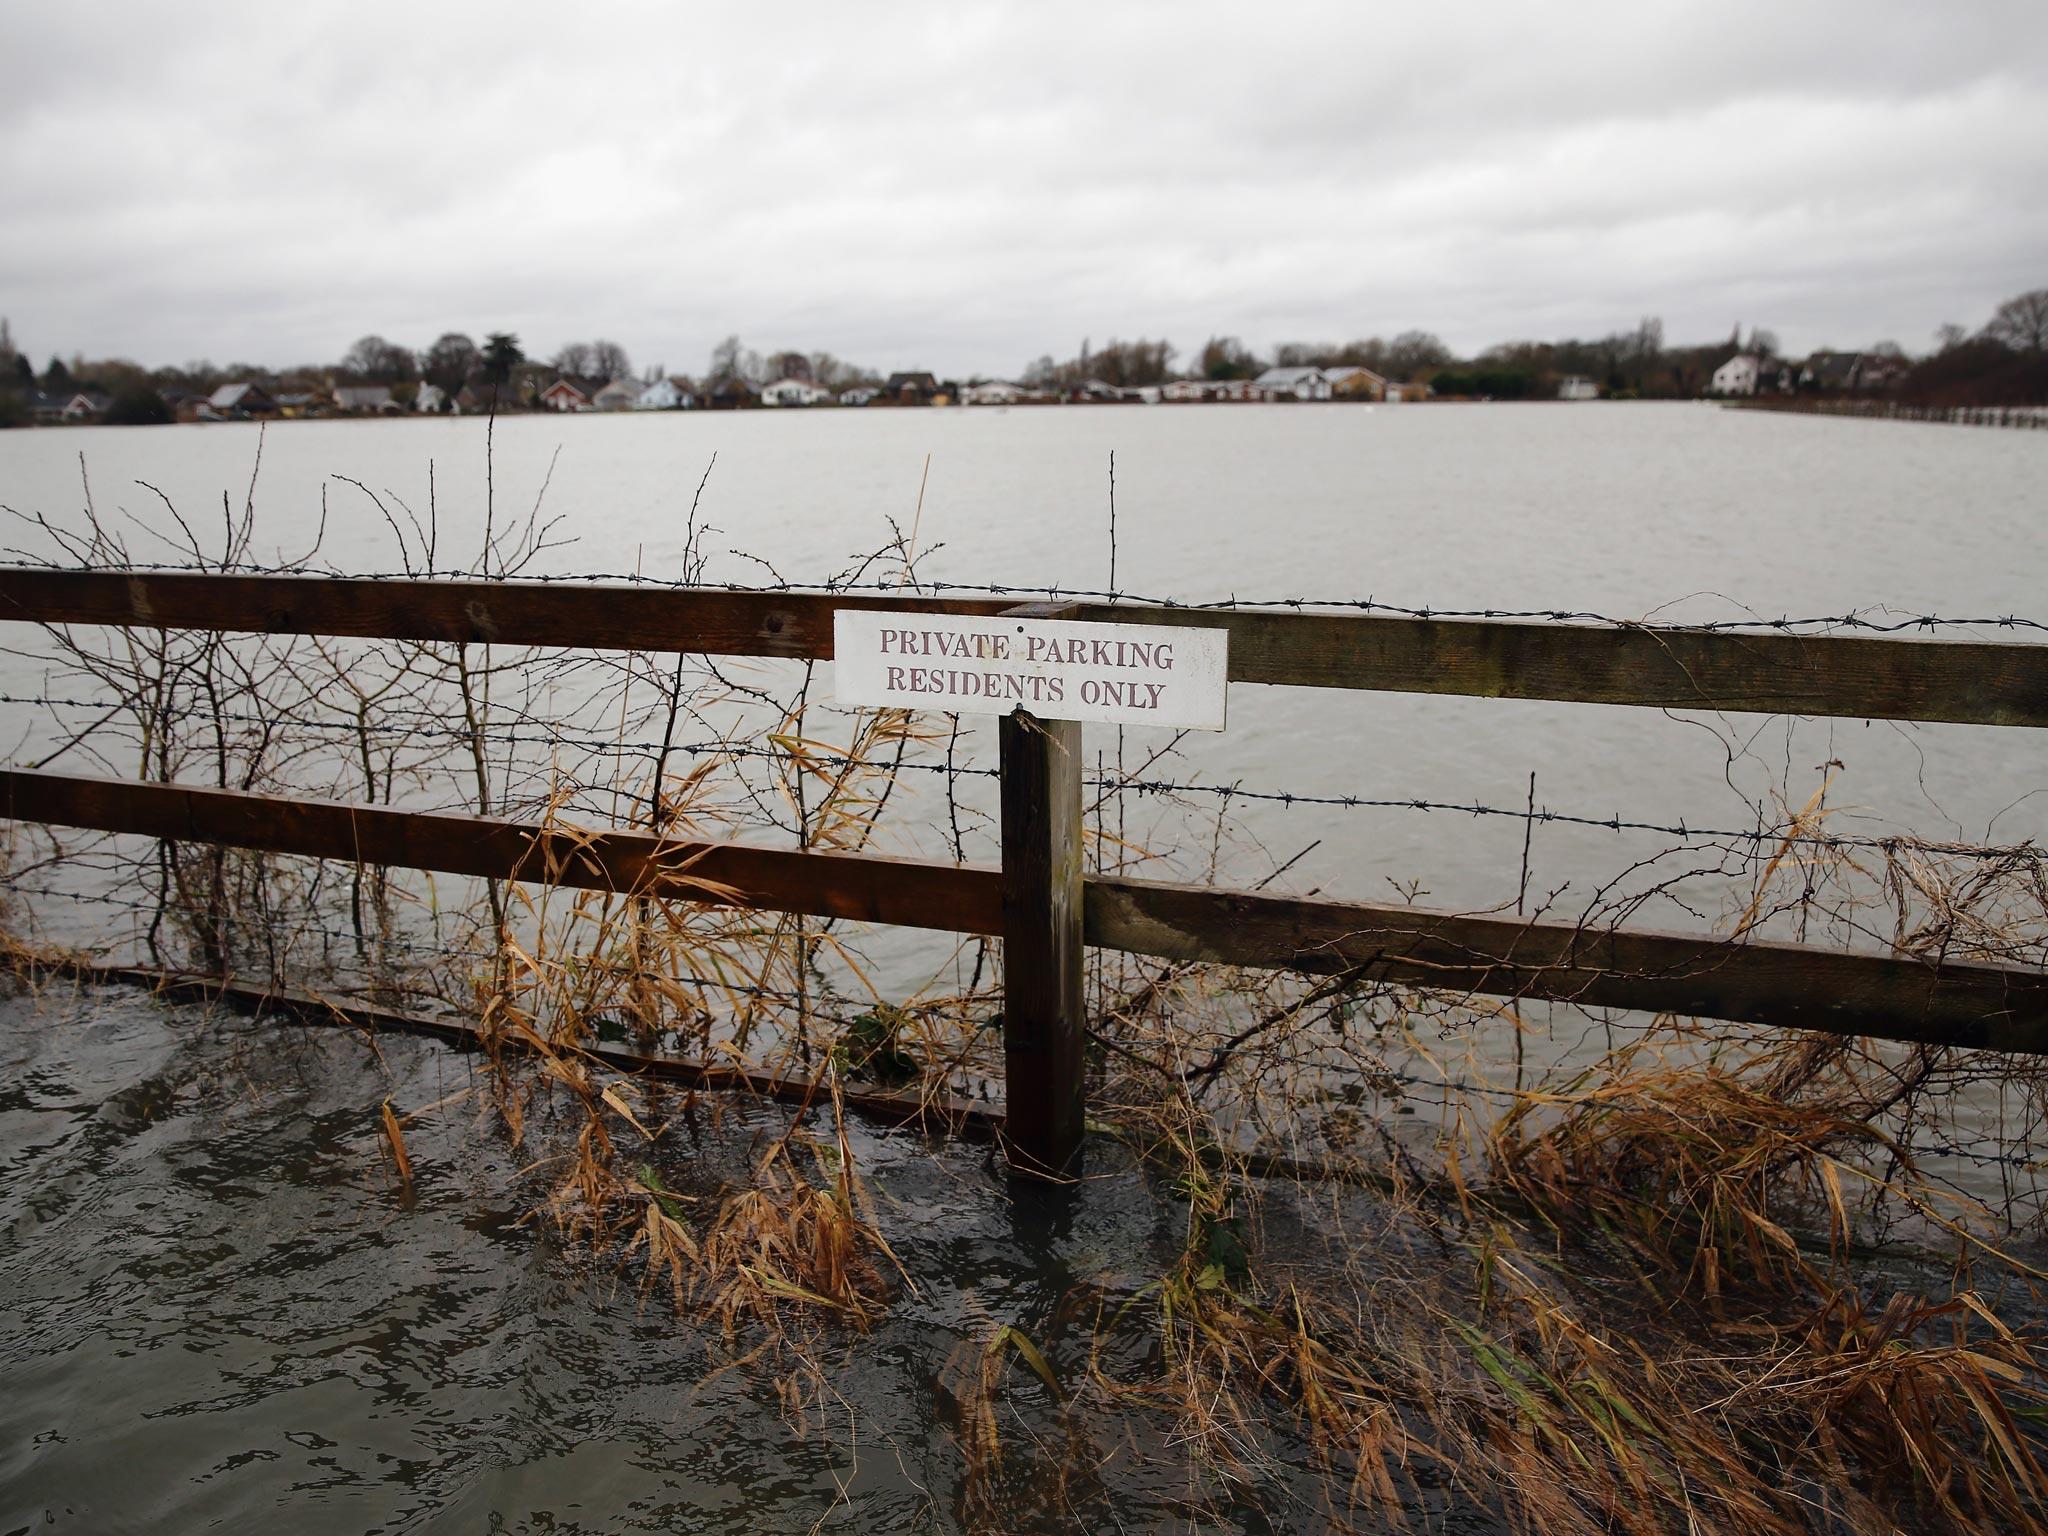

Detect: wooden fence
[2,569,2045,1178]
[1728,397,2048,430]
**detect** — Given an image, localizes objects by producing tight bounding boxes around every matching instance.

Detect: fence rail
[4,568,2045,724]
[2,571,2046,1177]
[1728,397,2048,430]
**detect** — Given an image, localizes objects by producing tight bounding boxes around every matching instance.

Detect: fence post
[998,603,1086,1180]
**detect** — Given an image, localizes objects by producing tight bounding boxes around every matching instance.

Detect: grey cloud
[2,1,2044,376]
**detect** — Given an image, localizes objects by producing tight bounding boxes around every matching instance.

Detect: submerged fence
[1,568,2045,1178]
[1728,397,2048,429]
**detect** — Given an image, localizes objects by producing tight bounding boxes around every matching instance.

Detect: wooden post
[998,603,1086,1180]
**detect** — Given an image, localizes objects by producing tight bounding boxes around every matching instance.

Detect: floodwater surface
[5,985,1433,1534]
[0,404,2044,1531]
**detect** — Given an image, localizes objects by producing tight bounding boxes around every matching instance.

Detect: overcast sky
[4,2,2045,378]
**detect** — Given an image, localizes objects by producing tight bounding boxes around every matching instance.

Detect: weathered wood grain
[0,768,1003,934]
[6,766,2045,1055]
[70,962,1006,1139]
[1000,706,1087,1179]
[0,569,1012,661]
[1079,604,2048,726]
[0,570,2039,722]
[1085,875,2048,1053]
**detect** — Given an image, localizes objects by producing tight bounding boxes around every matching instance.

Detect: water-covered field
[2,403,2046,1532]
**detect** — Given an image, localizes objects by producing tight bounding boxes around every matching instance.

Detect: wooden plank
[4,766,2046,1056]
[0,768,1002,935]
[1079,604,2048,727]
[999,705,1088,1179]
[1085,875,2048,1053]
[65,962,1005,1141]
[0,570,1011,662]
[0,569,2039,723]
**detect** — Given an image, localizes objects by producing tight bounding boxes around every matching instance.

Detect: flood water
[0,404,2044,1531]
[2,401,2043,913]
[0,984,1441,1535]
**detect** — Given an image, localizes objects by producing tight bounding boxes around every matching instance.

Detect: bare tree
[766,350,813,383]
[550,342,596,379]
[807,351,872,390]
[1983,288,2048,353]
[590,339,632,381]
[1382,330,1453,379]
[342,335,416,383]
[707,335,744,384]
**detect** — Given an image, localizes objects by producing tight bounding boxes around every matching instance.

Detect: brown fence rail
[3,571,2046,1177]
[5,569,2044,724]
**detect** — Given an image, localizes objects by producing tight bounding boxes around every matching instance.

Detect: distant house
[592,378,640,411]
[333,384,397,414]
[705,377,760,409]
[882,371,941,406]
[1557,375,1599,401]
[1383,380,1432,403]
[633,378,693,411]
[837,386,878,407]
[414,383,449,414]
[540,378,593,412]
[1710,354,1761,396]
[1801,351,1861,391]
[29,389,109,423]
[274,391,323,418]
[1848,353,1907,392]
[761,377,833,407]
[1252,366,1333,402]
[209,381,279,418]
[962,380,1026,406]
[1323,365,1387,401]
[1162,378,1260,403]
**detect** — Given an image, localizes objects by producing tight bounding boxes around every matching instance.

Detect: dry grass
[5,491,2047,1530]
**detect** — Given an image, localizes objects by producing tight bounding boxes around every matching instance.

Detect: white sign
[833,610,1229,730]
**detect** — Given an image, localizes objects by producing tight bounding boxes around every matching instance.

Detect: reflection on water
[1,985,1471,1534]
[1,406,2043,1530]
[0,403,2040,919]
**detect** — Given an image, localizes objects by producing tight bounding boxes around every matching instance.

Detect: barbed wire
[2,555,2043,636]
[1,880,847,1012]
[7,692,2041,863]
[17,872,2035,1174]
[1109,775,2047,863]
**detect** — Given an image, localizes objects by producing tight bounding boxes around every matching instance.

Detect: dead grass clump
[1483,1050,1892,1295]
[691,1117,902,1337]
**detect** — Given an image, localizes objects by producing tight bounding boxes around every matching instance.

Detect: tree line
[2,286,2042,425]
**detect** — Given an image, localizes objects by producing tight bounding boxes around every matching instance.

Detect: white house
[1710,354,1761,396]
[1252,365,1332,401]
[963,380,1026,405]
[593,378,640,411]
[762,377,832,407]
[1322,365,1387,400]
[1557,375,1599,401]
[415,383,448,413]
[633,378,692,411]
